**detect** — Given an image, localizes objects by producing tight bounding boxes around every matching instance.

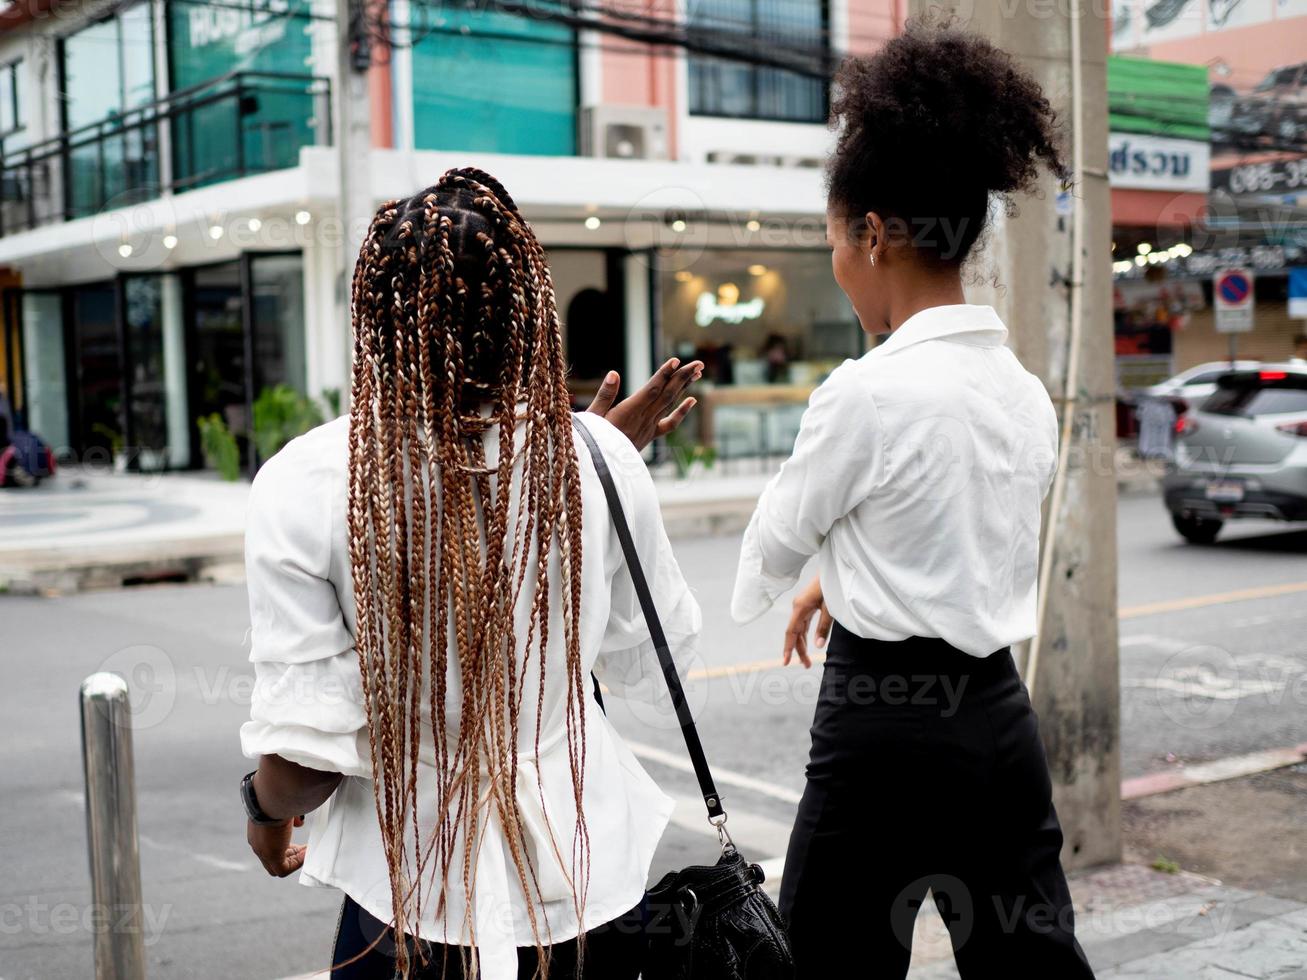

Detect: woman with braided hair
[238,167,705,979]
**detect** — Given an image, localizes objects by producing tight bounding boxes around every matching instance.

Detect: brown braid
[346,168,588,978]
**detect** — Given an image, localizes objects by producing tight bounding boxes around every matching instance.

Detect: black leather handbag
[573,418,795,980]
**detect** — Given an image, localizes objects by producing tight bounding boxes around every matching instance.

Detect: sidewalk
[905,862,1307,979]
[0,448,1164,593]
[0,462,779,593]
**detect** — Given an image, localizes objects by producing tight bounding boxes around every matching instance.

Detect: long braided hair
[346,167,588,977]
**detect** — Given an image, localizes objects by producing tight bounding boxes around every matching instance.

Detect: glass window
[167,0,320,190]
[659,250,861,456]
[20,292,68,451]
[250,253,307,395]
[410,12,576,155]
[61,4,158,215]
[0,60,23,140]
[123,274,189,469]
[688,0,826,122]
[69,284,123,459]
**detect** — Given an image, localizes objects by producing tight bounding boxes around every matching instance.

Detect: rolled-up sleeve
[731,361,884,623]
[586,421,702,702]
[239,451,367,777]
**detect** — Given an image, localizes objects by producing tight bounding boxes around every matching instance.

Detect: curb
[1122,744,1307,800]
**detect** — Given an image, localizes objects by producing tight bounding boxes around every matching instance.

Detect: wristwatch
[241,770,287,826]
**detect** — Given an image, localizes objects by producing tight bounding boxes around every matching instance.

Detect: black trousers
[329,895,646,979]
[779,623,1095,980]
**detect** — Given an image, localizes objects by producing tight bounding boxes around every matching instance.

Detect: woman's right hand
[783,577,832,669]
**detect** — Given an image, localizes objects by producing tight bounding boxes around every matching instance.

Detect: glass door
[69,284,123,461]
[187,261,249,468]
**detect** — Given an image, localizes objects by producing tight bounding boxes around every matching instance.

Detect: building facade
[0,0,908,471]
[1110,0,1307,388]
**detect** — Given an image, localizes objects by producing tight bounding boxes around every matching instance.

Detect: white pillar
[623,251,653,390]
[160,274,189,467]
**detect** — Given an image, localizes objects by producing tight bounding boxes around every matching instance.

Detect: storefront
[1,252,307,471]
[657,248,863,456]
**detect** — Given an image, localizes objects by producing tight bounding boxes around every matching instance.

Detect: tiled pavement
[907,863,1307,979]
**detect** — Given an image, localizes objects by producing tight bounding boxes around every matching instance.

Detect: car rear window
[1203,372,1307,417]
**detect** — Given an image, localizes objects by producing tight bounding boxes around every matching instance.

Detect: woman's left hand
[247,815,306,877]
[585,358,704,451]
[783,577,832,669]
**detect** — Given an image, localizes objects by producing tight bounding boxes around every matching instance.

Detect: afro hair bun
[827,19,1068,264]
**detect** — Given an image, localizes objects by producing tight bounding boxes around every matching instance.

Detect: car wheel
[1172,513,1223,544]
[1277,115,1300,144]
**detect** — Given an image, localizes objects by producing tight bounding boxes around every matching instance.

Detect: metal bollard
[80,672,147,980]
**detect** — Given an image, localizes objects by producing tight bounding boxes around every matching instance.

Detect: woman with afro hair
[731,21,1097,980]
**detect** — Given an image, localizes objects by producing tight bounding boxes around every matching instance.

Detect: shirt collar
[873,304,1009,356]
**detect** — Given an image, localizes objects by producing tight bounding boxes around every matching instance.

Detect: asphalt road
[1,490,1304,979]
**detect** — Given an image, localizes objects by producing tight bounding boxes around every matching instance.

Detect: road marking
[1122,743,1307,800]
[1119,581,1307,620]
[138,833,252,873]
[626,739,804,805]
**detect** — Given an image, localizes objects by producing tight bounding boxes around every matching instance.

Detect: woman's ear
[864,211,887,266]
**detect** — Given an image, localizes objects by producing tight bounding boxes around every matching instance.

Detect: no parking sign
[1213,268,1254,334]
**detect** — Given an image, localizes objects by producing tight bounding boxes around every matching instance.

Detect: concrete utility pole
[907,1,1122,870]
[334,0,378,395]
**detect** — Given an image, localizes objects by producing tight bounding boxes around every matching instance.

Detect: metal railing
[0,71,332,237]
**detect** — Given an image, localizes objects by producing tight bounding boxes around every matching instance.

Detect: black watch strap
[241,770,287,825]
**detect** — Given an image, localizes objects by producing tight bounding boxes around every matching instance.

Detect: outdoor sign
[1108,133,1210,192]
[1290,268,1307,320]
[1213,268,1255,334]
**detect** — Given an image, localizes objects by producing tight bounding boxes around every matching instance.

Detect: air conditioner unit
[580,106,669,161]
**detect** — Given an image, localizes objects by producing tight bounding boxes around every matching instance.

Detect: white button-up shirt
[732,304,1058,657]
[240,412,701,980]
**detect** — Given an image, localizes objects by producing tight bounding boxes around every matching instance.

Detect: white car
[1144,361,1261,405]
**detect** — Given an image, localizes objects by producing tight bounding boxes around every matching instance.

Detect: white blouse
[732,304,1059,657]
[240,412,701,980]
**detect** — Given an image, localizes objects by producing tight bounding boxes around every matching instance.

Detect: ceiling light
[746,219,761,232]
[247,217,262,232]
[674,270,693,283]
[209,224,224,240]
[584,215,601,230]
[1137,242,1152,255]
[162,234,178,249]
[117,243,133,258]
[295,210,312,226]
[671,219,687,233]
[748,264,766,276]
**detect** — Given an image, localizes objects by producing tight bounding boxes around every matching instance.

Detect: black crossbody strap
[572,416,726,823]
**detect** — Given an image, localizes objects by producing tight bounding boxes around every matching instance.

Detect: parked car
[1143,360,1261,405]
[1163,364,1307,543]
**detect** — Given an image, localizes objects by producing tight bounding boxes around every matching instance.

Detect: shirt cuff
[730,511,804,624]
[240,720,369,778]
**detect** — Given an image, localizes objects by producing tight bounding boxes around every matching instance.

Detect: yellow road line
[687,654,824,681]
[1118,580,1307,620]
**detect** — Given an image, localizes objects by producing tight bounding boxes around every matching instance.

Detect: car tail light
[1175,413,1198,435]
[1276,421,1307,438]
[1260,370,1288,381]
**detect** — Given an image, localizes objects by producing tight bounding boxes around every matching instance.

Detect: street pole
[335,0,379,401]
[909,0,1122,870]
[80,673,146,980]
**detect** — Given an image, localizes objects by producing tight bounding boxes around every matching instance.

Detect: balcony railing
[0,71,332,237]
